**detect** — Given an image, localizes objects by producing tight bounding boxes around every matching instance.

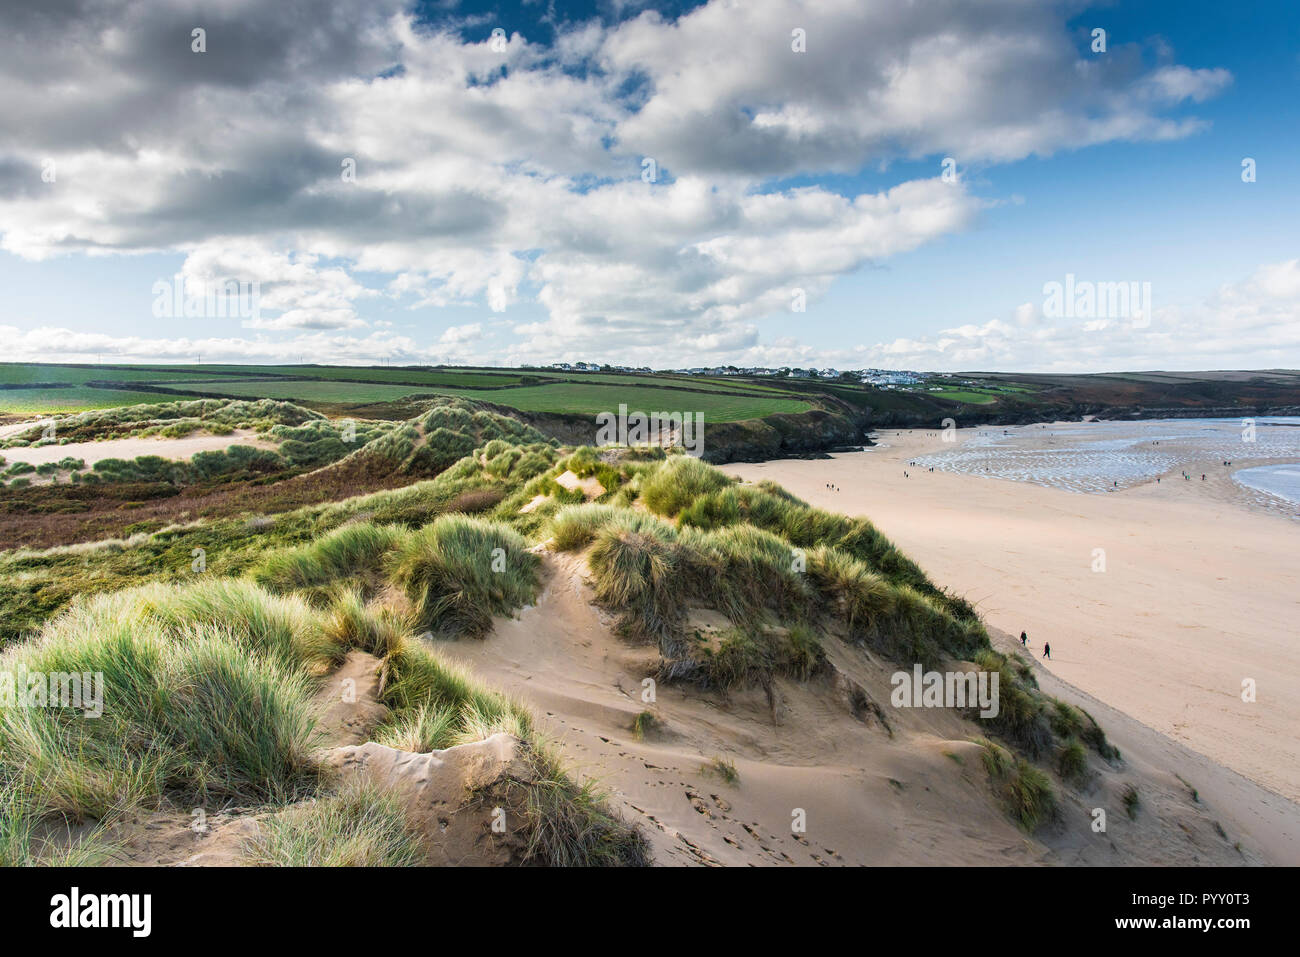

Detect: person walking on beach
[1020,631,1028,647]
[1042,642,1051,660]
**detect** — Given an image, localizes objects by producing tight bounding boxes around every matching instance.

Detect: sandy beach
[729,424,1300,805]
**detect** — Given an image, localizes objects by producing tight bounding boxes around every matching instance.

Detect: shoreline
[728,423,1300,810]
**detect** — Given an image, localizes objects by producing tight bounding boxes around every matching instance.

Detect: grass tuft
[388,514,540,638]
[242,779,425,866]
[641,455,731,516]
[702,755,740,785]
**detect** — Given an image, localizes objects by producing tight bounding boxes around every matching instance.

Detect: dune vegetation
[0,573,647,866]
[0,402,1127,864]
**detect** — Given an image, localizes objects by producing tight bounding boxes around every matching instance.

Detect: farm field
[131,378,450,405]
[434,382,810,418]
[915,388,998,404]
[126,364,540,388]
[0,363,816,421]
[0,364,222,386]
[503,370,794,395]
[3,362,1293,426]
[0,386,174,414]
[175,378,809,419]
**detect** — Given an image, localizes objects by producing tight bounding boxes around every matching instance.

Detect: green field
[438,382,809,418]
[0,364,222,386]
[134,378,448,404]
[151,378,808,419]
[0,363,815,422]
[0,387,174,414]
[519,370,793,395]
[916,388,998,404]
[128,364,538,388]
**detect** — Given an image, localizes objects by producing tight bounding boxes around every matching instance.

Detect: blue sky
[0,0,1295,371]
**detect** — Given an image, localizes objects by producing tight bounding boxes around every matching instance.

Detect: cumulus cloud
[600,0,1233,172]
[0,0,1246,367]
[439,322,484,345]
[0,324,448,366]
[806,259,1300,372]
[17,257,1294,372]
[178,243,373,330]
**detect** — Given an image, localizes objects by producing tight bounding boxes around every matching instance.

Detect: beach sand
[729,427,1300,808]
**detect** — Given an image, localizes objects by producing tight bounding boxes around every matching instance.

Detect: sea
[892,417,1300,506]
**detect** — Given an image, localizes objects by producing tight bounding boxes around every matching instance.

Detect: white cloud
[179,243,373,331]
[807,259,1300,372]
[438,322,484,345]
[0,325,444,366]
[0,0,1248,368]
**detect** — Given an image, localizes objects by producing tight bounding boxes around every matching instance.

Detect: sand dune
[729,427,1300,811]
[440,551,1269,865]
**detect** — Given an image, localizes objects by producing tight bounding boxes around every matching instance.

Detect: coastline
[728,424,1300,810]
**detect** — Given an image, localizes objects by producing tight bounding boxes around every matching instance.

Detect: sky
[0,0,1296,372]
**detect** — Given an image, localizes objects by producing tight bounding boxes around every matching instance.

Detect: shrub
[676,487,742,530]
[702,756,739,785]
[805,545,895,632]
[690,524,811,624]
[241,780,424,866]
[1057,738,1089,785]
[191,444,284,481]
[1122,783,1141,819]
[1049,699,1119,761]
[388,515,540,638]
[124,578,340,672]
[976,650,1054,758]
[781,623,827,682]
[587,520,683,643]
[252,522,407,598]
[631,711,660,740]
[641,455,731,516]
[0,617,319,822]
[321,589,408,659]
[549,503,622,551]
[976,739,1056,831]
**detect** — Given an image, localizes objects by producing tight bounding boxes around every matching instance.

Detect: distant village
[533,362,974,390]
